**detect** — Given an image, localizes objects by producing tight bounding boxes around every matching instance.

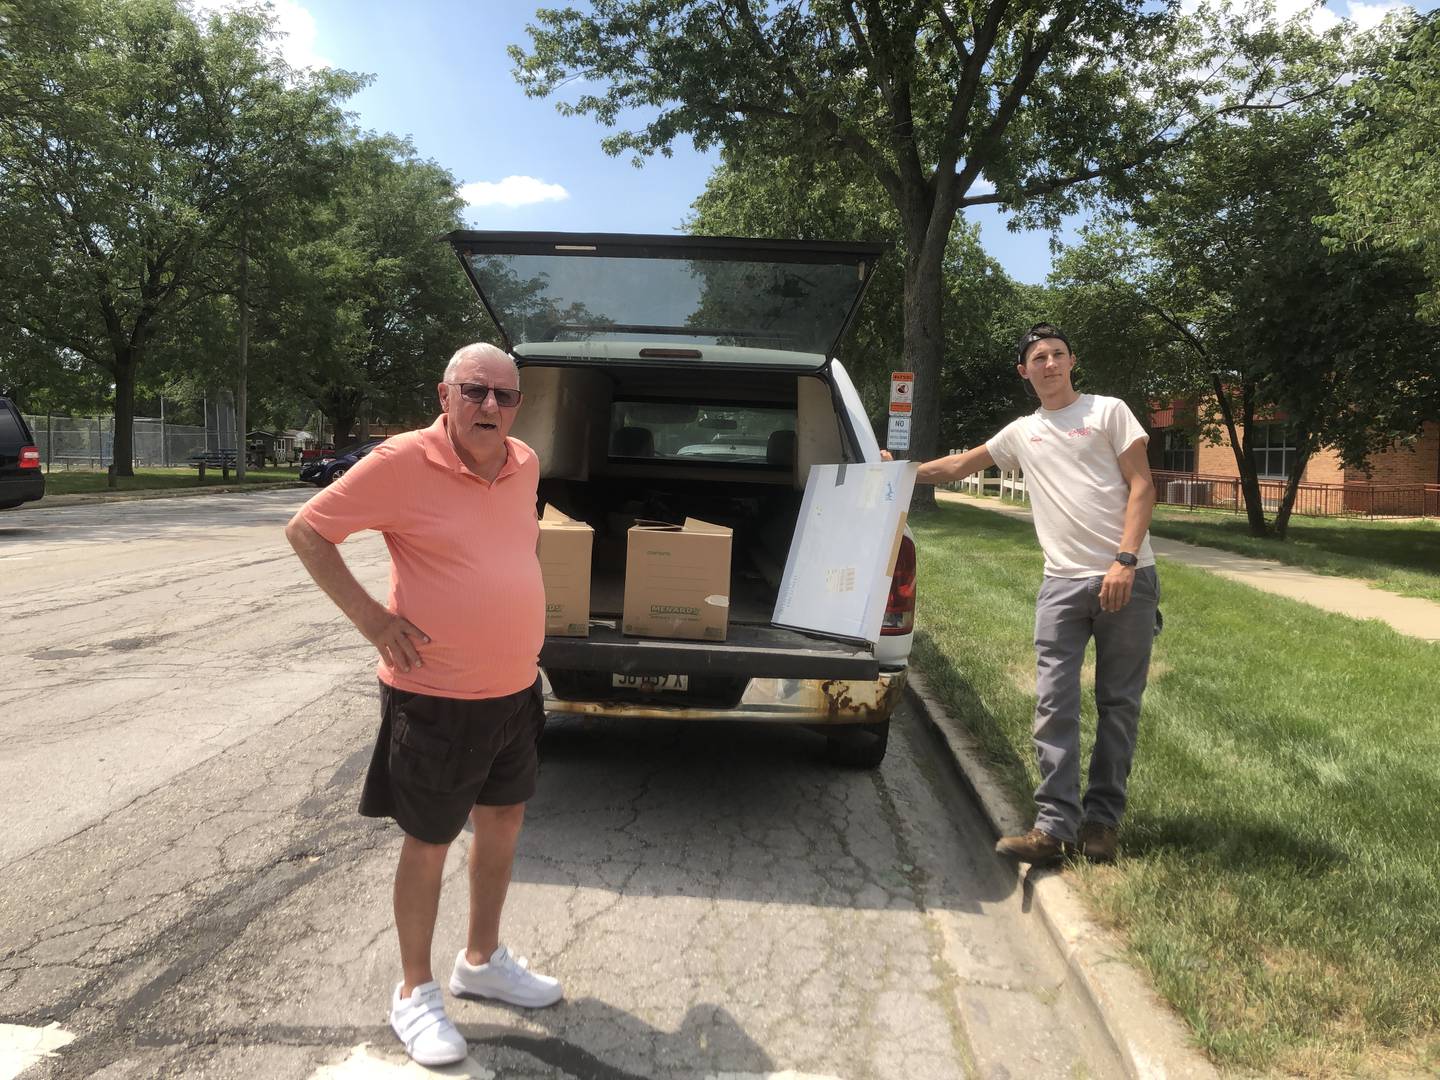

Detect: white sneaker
[449,945,563,1007]
[388,980,468,1066]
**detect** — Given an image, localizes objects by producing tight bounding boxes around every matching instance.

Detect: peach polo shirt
[300,416,545,700]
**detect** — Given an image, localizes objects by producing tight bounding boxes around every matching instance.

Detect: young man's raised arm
[914,445,996,486]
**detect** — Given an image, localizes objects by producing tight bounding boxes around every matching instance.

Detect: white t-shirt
[986,394,1155,578]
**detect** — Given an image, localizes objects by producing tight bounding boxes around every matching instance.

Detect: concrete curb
[906,670,1218,1080]
[29,481,307,510]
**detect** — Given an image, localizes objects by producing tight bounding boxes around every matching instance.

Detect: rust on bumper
[540,670,907,725]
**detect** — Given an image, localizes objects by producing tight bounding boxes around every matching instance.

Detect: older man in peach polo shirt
[285,343,560,1067]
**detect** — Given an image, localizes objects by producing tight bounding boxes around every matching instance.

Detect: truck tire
[825,719,890,769]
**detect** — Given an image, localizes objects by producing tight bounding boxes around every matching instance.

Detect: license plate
[611,673,689,692]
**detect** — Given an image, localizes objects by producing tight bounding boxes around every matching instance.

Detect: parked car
[447,230,914,767]
[300,439,384,486]
[0,397,44,510]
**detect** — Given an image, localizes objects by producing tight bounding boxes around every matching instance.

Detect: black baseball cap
[1015,323,1071,364]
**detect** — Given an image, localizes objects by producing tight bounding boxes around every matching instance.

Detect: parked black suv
[0,398,45,509]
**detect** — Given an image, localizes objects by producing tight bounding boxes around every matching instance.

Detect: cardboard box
[537,506,594,637]
[622,518,732,641]
[772,461,918,643]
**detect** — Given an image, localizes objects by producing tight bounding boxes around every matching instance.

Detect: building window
[1162,429,1196,472]
[1250,423,1296,479]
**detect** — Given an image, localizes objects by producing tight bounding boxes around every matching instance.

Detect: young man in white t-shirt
[914,324,1160,865]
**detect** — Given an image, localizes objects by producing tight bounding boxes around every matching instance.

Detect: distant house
[246,430,295,465]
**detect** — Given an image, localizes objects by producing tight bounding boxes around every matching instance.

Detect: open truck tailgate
[540,623,878,681]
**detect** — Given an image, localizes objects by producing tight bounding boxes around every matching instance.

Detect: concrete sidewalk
[937,490,1440,642]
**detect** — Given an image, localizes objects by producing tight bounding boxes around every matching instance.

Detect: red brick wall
[1344,422,1440,485]
[1303,450,1345,485]
[1197,439,1234,475]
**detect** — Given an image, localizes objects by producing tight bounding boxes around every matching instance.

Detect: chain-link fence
[23,409,236,469]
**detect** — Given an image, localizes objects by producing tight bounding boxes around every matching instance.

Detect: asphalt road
[0,491,1121,1080]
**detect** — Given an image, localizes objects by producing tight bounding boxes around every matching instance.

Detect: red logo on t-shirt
[1029,435,1044,443]
[1067,426,1093,438]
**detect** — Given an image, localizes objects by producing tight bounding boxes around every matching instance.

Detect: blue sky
[206,0,1431,285]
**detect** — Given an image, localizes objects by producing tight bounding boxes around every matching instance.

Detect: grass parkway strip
[910,502,1440,1076]
[38,466,303,497]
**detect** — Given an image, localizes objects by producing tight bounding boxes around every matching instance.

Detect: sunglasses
[448,382,523,408]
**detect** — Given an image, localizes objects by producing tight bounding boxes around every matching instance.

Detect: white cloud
[188,0,333,70]
[459,176,571,209]
[1344,1,1407,32]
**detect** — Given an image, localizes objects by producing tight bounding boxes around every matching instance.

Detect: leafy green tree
[1052,104,1440,538]
[0,0,359,475]
[1324,10,1440,323]
[276,135,488,449]
[512,0,1320,501]
[687,146,1029,454]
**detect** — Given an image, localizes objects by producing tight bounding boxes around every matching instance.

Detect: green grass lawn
[41,465,302,497]
[912,504,1440,1075]
[1149,507,1440,606]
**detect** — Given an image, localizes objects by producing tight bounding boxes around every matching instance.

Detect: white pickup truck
[447,232,915,767]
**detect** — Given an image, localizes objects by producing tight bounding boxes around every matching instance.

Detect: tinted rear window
[464,251,867,356]
[0,403,28,448]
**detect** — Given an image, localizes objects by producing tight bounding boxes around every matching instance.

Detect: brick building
[1148,402,1439,515]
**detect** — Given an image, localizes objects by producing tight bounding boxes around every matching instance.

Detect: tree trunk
[236,226,249,482]
[111,354,138,479]
[329,413,357,450]
[900,207,950,512]
[1236,382,1269,537]
[1272,428,1313,540]
[1212,374,1267,536]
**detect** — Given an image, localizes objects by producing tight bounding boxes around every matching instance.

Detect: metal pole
[46,413,52,471]
[160,394,167,467]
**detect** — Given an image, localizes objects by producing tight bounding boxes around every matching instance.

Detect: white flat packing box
[772,461,918,644]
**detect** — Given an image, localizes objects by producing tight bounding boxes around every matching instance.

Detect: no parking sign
[887,372,913,452]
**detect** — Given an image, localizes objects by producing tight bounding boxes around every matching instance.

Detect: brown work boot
[1078,821,1119,863]
[994,828,1072,865]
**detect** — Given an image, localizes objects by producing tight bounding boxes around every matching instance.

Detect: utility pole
[236,215,250,482]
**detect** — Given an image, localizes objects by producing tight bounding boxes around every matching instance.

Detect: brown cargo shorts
[359,676,546,844]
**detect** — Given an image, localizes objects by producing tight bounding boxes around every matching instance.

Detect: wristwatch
[1114,551,1138,567]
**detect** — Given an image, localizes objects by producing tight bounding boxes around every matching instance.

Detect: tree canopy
[514,0,1327,502]
[0,0,363,472]
[1324,9,1440,324]
[0,0,489,470]
[1051,94,1440,537]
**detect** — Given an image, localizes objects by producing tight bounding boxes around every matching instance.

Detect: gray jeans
[1031,567,1160,844]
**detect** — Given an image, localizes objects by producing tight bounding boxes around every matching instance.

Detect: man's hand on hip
[357,605,431,673]
[1099,564,1136,612]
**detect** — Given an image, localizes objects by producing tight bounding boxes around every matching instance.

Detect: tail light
[881,534,916,636]
[19,445,40,469]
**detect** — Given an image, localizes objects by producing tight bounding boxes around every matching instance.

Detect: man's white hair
[443,342,516,383]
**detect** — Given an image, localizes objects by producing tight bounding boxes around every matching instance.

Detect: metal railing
[1153,470,1440,519]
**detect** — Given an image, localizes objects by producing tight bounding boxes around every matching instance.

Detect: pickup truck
[447,232,914,767]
